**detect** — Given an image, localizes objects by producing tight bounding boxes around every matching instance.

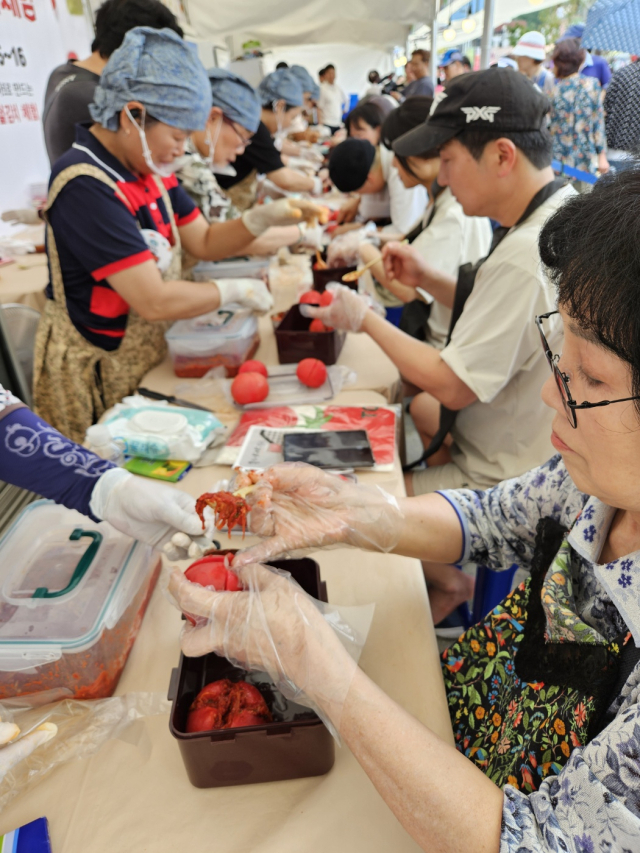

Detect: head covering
[393,67,549,159]
[496,57,518,70]
[257,69,304,107]
[513,31,547,62]
[329,138,376,192]
[290,65,320,101]
[90,27,211,132]
[558,24,585,42]
[440,49,465,68]
[207,67,261,133]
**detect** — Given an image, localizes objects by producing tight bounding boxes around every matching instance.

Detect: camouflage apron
[33,164,181,443]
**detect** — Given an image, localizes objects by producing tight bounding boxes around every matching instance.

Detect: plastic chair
[0,303,40,397]
[456,563,519,630]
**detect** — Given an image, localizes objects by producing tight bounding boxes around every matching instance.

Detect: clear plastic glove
[230,462,402,567]
[241,199,328,237]
[89,468,213,554]
[167,561,372,737]
[299,282,385,332]
[214,277,274,314]
[298,221,324,250]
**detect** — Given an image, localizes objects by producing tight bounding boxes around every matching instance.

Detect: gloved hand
[230,462,402,568]
[214,277,274,314]
[299,282,385,332]
[89,468,213,557]
[242,199,328,237]
[297,221,324,250]
[286,156,318,176]
[167,561,367,738]
[310,175,324,196]
[1,208,41,226]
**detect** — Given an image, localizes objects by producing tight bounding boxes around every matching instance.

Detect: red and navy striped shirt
[46,124,200,351]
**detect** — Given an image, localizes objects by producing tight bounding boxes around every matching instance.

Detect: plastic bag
[167,562,374,741]
[0,690,169,814]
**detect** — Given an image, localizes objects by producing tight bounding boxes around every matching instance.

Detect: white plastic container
[0,502,161,700]
[165,307,260,378]
[191,258,269,282]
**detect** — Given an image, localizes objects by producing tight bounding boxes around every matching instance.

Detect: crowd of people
[1,1,640,850]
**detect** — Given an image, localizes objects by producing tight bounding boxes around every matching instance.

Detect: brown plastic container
[168,558,335,788]
[273,305,346,365]
[312,264,358,293]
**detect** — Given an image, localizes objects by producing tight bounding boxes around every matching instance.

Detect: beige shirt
[413,188,492,349]
[441,183,575,487]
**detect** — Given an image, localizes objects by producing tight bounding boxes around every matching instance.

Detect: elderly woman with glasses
[169,170,640,853]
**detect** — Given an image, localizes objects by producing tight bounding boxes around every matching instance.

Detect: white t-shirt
[440,183,576,487]
[358,146,427,235]
[413,188,492,349]
[319,82,347,127]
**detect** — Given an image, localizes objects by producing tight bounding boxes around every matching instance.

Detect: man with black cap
[305,68,574,626]
[329,137,427,234]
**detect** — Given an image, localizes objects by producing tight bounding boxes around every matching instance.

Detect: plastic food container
[273,305,346,365]
[168,557,335,788]
[0,501,160,700]
[191,258,269,282]
[312,265,358,293]
[166,308,260,378]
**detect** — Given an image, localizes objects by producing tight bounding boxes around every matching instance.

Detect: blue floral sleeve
[501,702,640,852]
[438,456,588,569]
[0,401,114,519]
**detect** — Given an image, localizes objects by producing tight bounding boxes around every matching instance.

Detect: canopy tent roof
[186,0,563,51]
[582,0,640,53]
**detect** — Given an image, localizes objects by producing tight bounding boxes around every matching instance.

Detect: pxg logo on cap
[393,67,549,158]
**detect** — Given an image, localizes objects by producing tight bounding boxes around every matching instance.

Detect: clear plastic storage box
[0,501,161,700]
[165,307,260,378]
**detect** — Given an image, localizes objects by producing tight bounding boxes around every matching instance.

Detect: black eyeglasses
[535,310,640,428]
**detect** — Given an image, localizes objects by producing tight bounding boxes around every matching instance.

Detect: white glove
[215,277,274,315]
[241,199,327,237]
[297,221,324,250]
[310,175,323,196]
[300,282,385,332]
[89,468,211,556]
[1,208,41,225]
[286,156,318,176]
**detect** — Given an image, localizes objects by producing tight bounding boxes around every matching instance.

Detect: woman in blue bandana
[175,68,323,262]
[33,28,321,442]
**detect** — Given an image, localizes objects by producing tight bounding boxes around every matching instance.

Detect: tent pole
[429,16,437,85]
[480,0,496,69]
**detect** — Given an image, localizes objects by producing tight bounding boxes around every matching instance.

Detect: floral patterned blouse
[441,455,640,853]
[548,75,606,175]
[175,138,239,225]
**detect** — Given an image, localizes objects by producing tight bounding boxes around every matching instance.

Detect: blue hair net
[290,65,320,101]
[207,68,261,133]
[90,27,211,132]
[257,69,304,107]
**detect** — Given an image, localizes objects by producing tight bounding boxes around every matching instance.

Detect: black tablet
[282,430,375,469]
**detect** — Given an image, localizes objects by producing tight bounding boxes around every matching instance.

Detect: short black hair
[457,127,553,170]
[92,0,183,57]
[346,101,385,135]
[325,64,335,71]
[539,168,640,412]
[381,96,432,150]
[368,70,380,84]
[461,56,471,70]
[276,61,289,69]
[552,38,584,79]
[412,49,430,63]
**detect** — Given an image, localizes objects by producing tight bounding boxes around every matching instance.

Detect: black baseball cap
[329,138,377,192]
[393,66,550,158]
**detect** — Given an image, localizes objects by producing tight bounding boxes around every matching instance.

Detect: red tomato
[186,678,272,733]
[238,359,268,377]
[183,557,242,624]
[309,318,328,332]
[231,372,269,405]
[299,291,321,305]
[297,358,328,388]
[319,290,334,307]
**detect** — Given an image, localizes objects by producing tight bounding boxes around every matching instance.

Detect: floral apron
[442,517,628,794]
[33,164,181,443]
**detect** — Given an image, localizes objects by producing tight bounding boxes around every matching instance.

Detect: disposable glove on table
[90,468,214,558]
[228,463,403,567]
[300,282,385,332]
[241,198,327,236]
[214,278,273,314]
